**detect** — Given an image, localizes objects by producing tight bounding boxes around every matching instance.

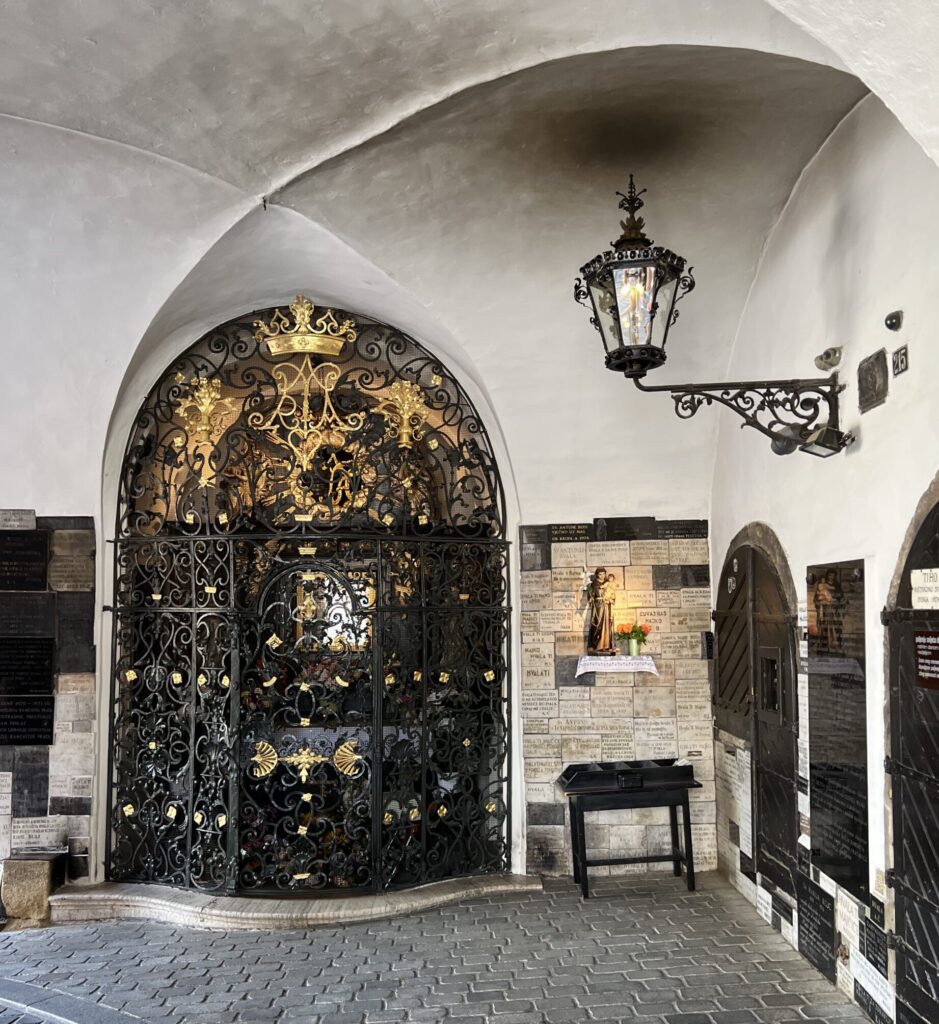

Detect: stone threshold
[49,873,542,930]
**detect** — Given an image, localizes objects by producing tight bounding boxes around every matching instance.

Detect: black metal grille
[890,499,939,1021]
[107,304,510,894]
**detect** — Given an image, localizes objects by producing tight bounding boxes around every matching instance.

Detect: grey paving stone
[0,873,871,1024]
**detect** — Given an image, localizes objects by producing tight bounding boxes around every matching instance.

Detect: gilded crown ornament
[254,295,357,357]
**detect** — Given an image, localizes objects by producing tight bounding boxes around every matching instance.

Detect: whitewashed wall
[710,93,939,1007]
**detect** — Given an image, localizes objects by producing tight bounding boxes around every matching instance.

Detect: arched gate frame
[106,299,511,895]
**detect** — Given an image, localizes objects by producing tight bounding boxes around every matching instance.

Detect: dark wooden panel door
[889,500,939,1024]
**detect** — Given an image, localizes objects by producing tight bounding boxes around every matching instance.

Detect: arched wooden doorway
[886,497,939,1023]
[714,542,798,896]
[106,297,511,895]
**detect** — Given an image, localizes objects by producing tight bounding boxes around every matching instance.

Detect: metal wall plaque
[861,918,889,978]
[858,348,889,413]
[549,523,593,543]
[854,983,892,1024]
[656,519,709,539]
[593,516,655,541]
[0,530,48,590]
[797,873,836,982]
[0,593,56,636]
[913,631,939,689]
[0,695,55,745]
[0,637,55,695]
[0,510,36,530]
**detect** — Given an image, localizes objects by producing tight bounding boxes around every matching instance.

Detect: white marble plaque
[525,758,560,782]
[521,690,559,719]
[553,590,579,611]
[911,567,939,609]
[521,631,555,646]
[590,687,634,718]
[634,685,676,718]
[559,686,590,702]
[557,695,591,717]
[520,571,552,610]
[57,673,95,694]
[836,958,854,999]
[602,732,636,760]
[49,775,71,798]
[625,590,657,608]
[669,539,709,564]
[525,736,562,758]
[630,540,670,565]
[586,541,630,567]
[550,716,635,736]
[55,693,95,723]
[0,510,36,530]
[12,815,68,851]
[662,632,701,659]
[71,776,93,798]
[520,611,541,631]
[636,607,671,632]
[526,782,558,803]
[681,587,711,607]
[523,718,549,735]
[675,659,708,680]
[540,609,573,632]
[678,719,712,760]
[551,566,585,591]
[562,735,602,762]
[49,732,95,775]
[655,590,682,608]
[738,749,752,855]
[555,632,585,657]
[551,542,586,568]
[691,824,717,870]
[0,773,11,795]
[756,886,773,923]
[850,949,896,1017]
[622,566,654,590]
[0,817,10,860]
[634,717,677,758]
[676,679,711,719]
[655,659,677,683]
[837,889,861,951]
[670,608,711,631]
[522,642,556,689]
[0,791,10,816]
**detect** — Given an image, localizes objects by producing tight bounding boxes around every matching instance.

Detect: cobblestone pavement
[0,872,870,1024]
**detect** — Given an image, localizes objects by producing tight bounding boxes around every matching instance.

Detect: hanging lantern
[575,176,694,378]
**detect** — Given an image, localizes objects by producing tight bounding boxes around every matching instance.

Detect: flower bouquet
[614,621,650,657]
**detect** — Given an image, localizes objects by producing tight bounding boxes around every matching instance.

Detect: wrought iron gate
[107,298,511,894]
[887,500,939,1023]
[715,545,798,893]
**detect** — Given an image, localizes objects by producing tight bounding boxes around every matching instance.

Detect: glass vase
[628,637,640,656]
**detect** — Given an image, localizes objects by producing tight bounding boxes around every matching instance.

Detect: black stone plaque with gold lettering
[0,530,48,590]
[796,873,836,982]
[0,637,55,695]
[0,695,54,745]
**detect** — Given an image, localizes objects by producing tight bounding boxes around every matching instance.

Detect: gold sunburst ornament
[250,740,279,779]
[333,740,363,777]
[254,295,357,357]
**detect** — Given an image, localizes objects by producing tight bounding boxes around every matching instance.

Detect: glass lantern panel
[649,276,678,350]
[588,275,621,353]
[612,265,658,348]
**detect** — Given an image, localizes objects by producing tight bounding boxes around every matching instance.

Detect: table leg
[568,799,580,884]
[681,791,695,892]
[576,804,589,899]
[669,804,681,877]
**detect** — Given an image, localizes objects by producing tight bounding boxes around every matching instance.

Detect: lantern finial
[614,176,650,249]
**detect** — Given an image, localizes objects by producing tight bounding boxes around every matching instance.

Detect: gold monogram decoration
[174,376,240,448]
[250,739,363,782]
[254,295,357,357]
[375,380,430,449]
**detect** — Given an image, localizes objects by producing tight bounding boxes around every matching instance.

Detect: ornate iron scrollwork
[109,300,510,895]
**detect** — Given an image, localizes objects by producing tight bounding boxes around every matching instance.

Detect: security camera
[814,347,843,372]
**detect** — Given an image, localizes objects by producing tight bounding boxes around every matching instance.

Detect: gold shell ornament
[251,740,279,778]
[333,740,362,777]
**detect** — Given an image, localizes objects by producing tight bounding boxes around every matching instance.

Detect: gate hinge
[881,606,895,625]
[885,756,895,775]
[885,868,896,889]
[885,931,898,950]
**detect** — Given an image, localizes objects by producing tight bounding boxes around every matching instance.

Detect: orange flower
[640,624,651,634]
[616,623,630,633]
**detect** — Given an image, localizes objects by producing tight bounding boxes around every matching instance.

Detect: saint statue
[586,567,617,655]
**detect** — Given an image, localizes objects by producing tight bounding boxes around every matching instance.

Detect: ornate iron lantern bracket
[632,374,854,456]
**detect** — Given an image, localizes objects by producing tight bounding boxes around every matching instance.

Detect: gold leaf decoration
[333,740,362,777]
[251,740,279,779]
[122,803,135,817]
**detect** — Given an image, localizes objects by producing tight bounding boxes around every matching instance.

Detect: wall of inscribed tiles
[518,517,717,876]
